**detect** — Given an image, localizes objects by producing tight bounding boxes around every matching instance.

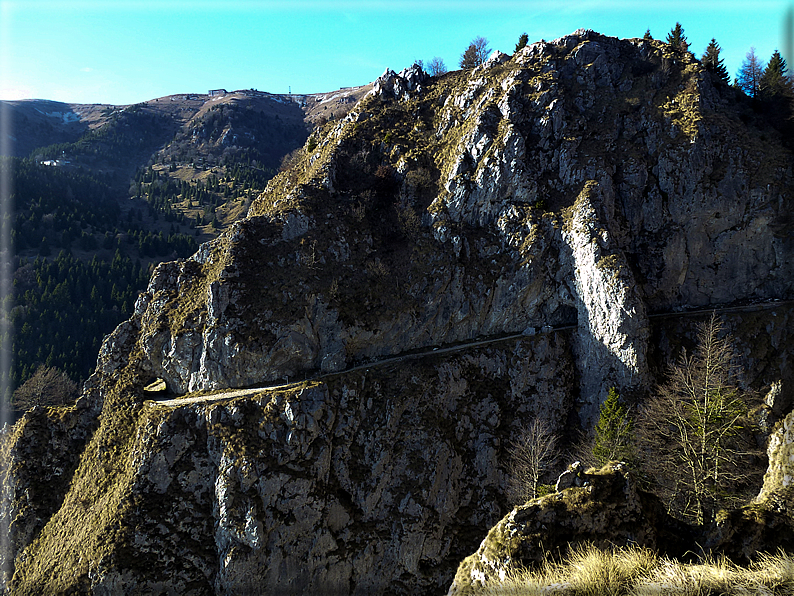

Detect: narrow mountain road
[148,299,792,408]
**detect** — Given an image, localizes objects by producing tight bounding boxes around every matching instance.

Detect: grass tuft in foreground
[477,544,794,595]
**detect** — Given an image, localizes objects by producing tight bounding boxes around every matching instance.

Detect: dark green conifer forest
[3,156,200,405]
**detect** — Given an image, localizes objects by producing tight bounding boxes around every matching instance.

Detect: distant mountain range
[2,85,372,162]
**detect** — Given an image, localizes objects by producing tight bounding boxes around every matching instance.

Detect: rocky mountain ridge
[1,86,370,160]
[2,29,793,595]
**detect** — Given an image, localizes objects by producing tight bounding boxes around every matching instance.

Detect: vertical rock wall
[42,336,576,596]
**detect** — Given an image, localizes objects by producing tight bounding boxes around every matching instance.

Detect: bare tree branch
[635,313,763,524]
[460,36,491,69]
[507,417,561,505]
[427,56,448,77]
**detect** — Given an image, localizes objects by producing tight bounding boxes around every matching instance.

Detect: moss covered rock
[447,462,693,596]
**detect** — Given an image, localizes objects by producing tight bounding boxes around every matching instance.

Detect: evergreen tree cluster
[4,156,200,402]
[701,39,730,85]
[514,33,529,54]
[657,22,794,144]
[735,46,794,141]
[592,387,633,465]
[8,157,197,258]
[758,50,792,102]
[133,163,273,226]
[10,249,150,393]
[666,22,689,52]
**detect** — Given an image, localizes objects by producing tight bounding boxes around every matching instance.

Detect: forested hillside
[4,157,198,401]
[3,91,324,406]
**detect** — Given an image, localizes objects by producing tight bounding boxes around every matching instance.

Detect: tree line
[132,164,273,228]
[657,22,793,106]
[443,25,794,150]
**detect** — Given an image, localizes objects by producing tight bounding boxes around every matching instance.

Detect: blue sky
[1,0,792,105]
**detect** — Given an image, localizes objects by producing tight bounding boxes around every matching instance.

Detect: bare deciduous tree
[507,417,561,505]
[736,47,765,97]
[636,313,762,525]
[427,56,448,77]
[460,36,491,69]
[12,365,79,411]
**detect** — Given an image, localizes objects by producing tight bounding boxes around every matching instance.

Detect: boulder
[447,462,693,596]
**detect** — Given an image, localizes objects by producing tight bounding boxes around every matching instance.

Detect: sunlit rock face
[3,29,794,596]
[117,30,790,410]
[757,406,794,511]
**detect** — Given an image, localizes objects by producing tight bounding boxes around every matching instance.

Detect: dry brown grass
[477,544,794,596]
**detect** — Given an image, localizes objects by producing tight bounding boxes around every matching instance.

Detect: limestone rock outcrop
[450,448,794,596]
[3,29,794,596]
[756,405,794,512]
[447,462,693,596]
[371,64,429,101]
[0,405,99,582]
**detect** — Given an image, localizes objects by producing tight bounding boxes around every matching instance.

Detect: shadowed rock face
[2,29,794,596]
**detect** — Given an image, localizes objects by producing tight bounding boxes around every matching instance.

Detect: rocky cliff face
[2,29,793,595]
[120,30,791,424]
[4,337,576,595]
